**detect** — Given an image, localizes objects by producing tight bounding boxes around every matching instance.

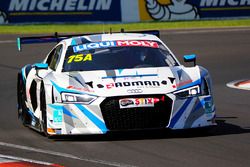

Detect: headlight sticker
[53,109,63,125]
[174,85,200,98]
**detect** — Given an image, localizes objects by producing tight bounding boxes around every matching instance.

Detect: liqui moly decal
[116,40,159,48]
[73,40,159,52]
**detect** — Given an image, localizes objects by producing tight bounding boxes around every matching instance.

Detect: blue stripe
[48,104,78,119]
[102,74,158,79]
[200,70,208,78]
[118,69,124,74]
[75,104,107,133]
[63,107,78,119]
[51,81,81,94]
[21,67,26,83]
[27,109,35,119]
[169,98,193,128]
[71,38,77,46]
[193,101,203,113]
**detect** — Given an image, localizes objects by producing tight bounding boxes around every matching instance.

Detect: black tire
[17,74,29,126]
[40,83,49,137]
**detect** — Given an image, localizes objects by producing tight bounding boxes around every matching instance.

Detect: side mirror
[33,63,48,79]
[33,63,48,70]
[184,54,196,66]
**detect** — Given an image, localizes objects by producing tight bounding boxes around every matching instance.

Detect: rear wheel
[40,83,48,137]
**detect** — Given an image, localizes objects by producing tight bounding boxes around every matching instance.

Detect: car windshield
[62,40,178,72]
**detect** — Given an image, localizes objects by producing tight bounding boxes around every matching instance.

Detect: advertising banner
[138,0,250,21]
[1,0,250,24]
[0,0,121,24]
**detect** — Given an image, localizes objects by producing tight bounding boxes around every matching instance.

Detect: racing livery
[17,30,216,137]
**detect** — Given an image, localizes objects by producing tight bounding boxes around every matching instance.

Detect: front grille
[100,95,172,131]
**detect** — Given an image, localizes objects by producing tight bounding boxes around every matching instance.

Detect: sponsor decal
[119,96,165,109]
[73,41,116,52]
[0,10,8,24]
[161,80,167,85]
[119,98,154,108]
[8,0,113,12]
[139,0,250,21]
[53,110,63,124]
[0,0,121,24]
[168,77,175,84]
[67,53,92,63]
[116,40,159,48]
[140,0,199,21]
[119,99,134,107]
[105,80,161,89]
[73,40,159,52]
[200,0,250,7]
[97,84,104,88]
[205,101,213,114]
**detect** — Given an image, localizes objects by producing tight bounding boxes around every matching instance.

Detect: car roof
[62,33,162,47]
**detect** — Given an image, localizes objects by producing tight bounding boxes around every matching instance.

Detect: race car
[17,30,216,137]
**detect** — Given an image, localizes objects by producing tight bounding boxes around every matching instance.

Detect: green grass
[1,19,250,34]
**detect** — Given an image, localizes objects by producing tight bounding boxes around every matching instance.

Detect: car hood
[49,66,201,97]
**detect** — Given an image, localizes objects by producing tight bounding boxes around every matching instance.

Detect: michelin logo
[8,0,112,11]
[146,0,199,21]
[0,11,8,24]
[200,0,250,7]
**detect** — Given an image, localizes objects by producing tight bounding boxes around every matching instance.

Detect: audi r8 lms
[17,30,216,137]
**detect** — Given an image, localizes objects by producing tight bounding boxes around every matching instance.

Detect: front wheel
[40,83,48,137]
[17,74,29,126]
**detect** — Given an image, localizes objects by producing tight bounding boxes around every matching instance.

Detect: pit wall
[1,0,250,24]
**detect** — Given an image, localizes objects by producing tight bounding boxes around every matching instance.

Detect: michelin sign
[0,0,120,24]
[0,0,250,24]
[131,0,250,22]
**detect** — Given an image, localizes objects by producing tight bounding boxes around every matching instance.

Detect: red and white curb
[227,79,250,90]
[0,154,63,167]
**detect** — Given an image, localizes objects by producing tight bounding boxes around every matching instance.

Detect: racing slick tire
[17,73,29,126]
[40,82,49,137]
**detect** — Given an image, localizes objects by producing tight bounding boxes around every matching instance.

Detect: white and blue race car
[17,30,216,137]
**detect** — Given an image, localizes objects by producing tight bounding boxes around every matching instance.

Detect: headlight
[174,85,200,98]
[61,93,97,104]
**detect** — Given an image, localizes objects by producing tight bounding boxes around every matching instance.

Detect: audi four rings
[127,89,143,93]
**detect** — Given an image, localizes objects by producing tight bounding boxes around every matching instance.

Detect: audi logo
[127,89,143,94]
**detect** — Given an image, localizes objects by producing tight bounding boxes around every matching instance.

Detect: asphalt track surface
[0,27,250,167]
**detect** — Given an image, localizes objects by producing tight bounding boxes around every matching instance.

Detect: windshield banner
[73,40,159,52]
[0,0,121,24]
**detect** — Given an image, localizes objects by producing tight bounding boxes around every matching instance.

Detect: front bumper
[46,94,215,135]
